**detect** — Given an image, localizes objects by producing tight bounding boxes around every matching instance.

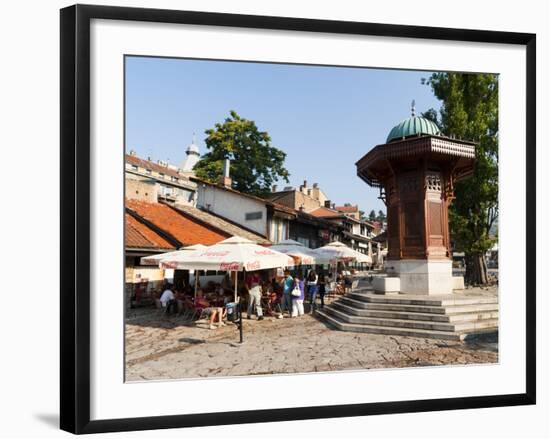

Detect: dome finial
[411,99,416,117]
[192,131,196,144]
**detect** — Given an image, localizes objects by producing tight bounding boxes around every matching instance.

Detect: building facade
[125,152,197,206]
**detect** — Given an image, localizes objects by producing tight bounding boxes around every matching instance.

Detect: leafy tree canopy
[194,111,290,196]
[422,73,498,284]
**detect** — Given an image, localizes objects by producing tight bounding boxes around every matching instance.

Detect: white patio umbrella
[314,241,372,264]
[139,244,207,266]
[140,244,208,297]
[269,239,321,266]
[314,241,372,283]
[160,236,295,302]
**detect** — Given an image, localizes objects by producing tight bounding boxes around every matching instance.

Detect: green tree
[368,210,377,221]
[194,111,290,196]
[423,73,498,285]
[377,210,386,222]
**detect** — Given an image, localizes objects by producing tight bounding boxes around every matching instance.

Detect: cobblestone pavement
[125,286,498,381]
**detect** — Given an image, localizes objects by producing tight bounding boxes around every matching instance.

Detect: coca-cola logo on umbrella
[254,250,275,256]
[219,262,240,271]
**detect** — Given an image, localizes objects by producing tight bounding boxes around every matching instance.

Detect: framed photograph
[60,4,536,434]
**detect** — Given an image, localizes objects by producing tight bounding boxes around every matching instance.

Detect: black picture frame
[60,4,536,434]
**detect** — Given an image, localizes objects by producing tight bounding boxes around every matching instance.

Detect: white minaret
[181,133,200,172]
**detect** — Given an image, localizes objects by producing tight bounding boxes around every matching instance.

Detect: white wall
[1,1,547,438]
[197,184,267,236]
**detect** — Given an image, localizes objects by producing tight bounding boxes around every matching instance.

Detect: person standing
[246,271,264,321]
[291,274,305,317]
[318,271,327,309]
[306,269,319,313]
[281,269,294,317]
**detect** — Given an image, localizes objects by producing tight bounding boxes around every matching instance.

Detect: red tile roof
[126,199,229,247]
[309,206,346,218]
[125,213,175,250]
[334,205,359,213]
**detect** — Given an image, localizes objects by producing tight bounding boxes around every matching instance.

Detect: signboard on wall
[245,211,263,220]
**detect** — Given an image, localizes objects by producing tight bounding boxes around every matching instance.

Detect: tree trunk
[464,252,489,286]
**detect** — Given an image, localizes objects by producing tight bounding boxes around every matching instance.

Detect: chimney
[313,182,319,188]
[220,158,232,188]
[324,200,331,208]
[272,184,278,193]
[332,203,336,209]
[303,179,307,188]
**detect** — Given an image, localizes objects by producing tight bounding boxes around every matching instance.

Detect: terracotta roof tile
[334,205,359,213]
[309,206,346,218]
[126,199,228,246]
[125,213,175,250]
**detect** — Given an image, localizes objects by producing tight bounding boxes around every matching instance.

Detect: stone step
[339,296,499,315]
[347,292,498,307]
[331,301,499,323]
[354,287,374,294]
[323,306,498,332]
[315,309,464,341]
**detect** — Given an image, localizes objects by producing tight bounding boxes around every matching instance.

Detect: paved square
[125,292,498,381]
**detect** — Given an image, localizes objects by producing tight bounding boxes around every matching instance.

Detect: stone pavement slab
[125,295,498,382]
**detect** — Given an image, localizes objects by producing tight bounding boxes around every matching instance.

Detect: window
[280,221,288,242]
[171,176,179,182]
[269,217,288,243]
[131,164,138,171]
[145,168,152,175]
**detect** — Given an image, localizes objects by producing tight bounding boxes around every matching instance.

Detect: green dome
[386,116,441,143]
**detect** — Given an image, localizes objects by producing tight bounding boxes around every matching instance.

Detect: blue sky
[125,56,441,212]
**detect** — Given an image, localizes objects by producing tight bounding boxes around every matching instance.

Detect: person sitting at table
[159,283,177,314]
[196,289,226,330]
